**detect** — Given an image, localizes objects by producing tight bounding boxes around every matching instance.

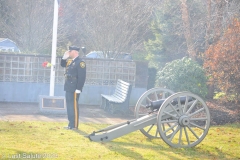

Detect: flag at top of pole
[49,0,59,96]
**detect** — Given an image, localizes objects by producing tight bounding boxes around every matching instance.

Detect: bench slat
[116,80,130,85]
[115,86,129,94]
[102,94,124,103]
[103,95,119,101]
[102,88,129,101]
[115,83,129,88]
[117,79,131,86]
[112,94,126,102]
[114,89,128,99]
[115,85,129,92]
[114,84,130,92]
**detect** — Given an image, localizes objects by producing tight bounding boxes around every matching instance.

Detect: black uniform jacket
[61,56,86,92]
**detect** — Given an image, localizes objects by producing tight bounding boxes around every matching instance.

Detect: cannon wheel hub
[178,115,190,126]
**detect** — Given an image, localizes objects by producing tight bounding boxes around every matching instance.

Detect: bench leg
[101,97,108,109]
[100,97,105,108]
[104,100,110,111]
[101,97,110,111]
[109,103,126,115]
[109,103,115,114]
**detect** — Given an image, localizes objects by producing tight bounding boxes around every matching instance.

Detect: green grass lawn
[0,121,239,160]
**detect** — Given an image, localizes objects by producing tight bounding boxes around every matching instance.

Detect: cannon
[87,88,211,148]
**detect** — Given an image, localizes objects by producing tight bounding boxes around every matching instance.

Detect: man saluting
[61,46,86,130]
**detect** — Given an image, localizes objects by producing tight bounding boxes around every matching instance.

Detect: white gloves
[75,90,81,94]
[62,51,69,60]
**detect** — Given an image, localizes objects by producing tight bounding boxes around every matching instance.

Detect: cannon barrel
[146,96,193,111]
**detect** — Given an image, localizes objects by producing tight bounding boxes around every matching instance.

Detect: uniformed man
[61,46,86,130]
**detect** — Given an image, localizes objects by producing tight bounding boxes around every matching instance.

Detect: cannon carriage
[87,88,211,148]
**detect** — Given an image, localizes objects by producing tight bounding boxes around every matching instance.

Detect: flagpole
[49,0,59,96]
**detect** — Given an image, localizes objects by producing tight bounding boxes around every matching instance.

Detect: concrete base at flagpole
[39,95,66,114]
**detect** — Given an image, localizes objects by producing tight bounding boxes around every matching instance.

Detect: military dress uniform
[61,50,86,129]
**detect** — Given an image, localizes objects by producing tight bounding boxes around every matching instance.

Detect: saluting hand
[62,51,70,60]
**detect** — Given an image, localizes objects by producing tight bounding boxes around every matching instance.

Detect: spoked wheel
[157,92,211,148]
[135,88,174,138]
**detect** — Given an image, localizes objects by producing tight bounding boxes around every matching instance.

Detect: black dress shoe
[68,127,78,130]
[64,126,78,130]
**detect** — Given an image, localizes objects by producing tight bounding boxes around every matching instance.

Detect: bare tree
[0,1,55,53]
[178,0,240,60]
[59,0,157,57]
[2,0,238,59]
[0,0,158,56]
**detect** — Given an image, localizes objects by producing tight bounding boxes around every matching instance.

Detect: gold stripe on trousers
[74,92,79,128]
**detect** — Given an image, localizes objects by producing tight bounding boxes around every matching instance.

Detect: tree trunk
[205,0,211,48]
[206,0,214,99]
[180,0,196,60]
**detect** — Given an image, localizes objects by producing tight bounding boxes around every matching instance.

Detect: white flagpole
[49,0,59,96]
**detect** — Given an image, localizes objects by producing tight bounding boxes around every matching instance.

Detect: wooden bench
[100,79,132,114]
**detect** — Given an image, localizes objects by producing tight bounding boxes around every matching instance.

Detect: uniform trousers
[65,91,80,129]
